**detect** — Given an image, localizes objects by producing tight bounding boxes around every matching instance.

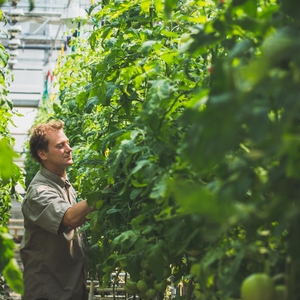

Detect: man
[20,120,95,300]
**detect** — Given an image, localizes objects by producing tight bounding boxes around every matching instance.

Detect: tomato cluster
[124,260,171,299]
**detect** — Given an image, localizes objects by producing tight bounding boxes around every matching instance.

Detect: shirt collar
[40,167,70,189]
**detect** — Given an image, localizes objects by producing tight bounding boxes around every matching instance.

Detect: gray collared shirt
[20,167,88,300]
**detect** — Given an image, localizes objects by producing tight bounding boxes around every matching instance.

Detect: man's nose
[66,144,72,151]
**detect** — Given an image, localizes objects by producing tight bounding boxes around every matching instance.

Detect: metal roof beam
[11,99,40,107]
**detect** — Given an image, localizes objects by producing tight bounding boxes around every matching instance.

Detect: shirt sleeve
[22,185,71,235]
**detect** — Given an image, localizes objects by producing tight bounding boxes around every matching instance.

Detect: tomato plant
[25,0,300,299]
[0,14,25,299]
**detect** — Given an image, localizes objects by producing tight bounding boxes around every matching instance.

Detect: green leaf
[3,258,23,295]
[131,214,147,231]
[150,173,170,200]
[76,91,89,110]
[126,254,142,281]
[0,139,18,180]
[131,160,150,175]
[29,0,35,11]
[164,0,177,19]
[140,0,152,13]
[233,0,257,18]
[130,188,142,200]
[85,96,99,113]
[104,82,117,106]
[145,240,168,281]
[106,205,123,214]
[173,181,234,223]
[0,46,9,66]
[111,230,140,250]
[0,229,14,271]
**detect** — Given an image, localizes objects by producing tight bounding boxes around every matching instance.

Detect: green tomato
[146,288,157,299]
[275,285,287,300]
[241,273,275,300]
[137,279,149,292]
[154,280,168,292]
[125,279,138,293]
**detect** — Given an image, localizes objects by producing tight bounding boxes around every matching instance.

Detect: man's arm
[61,200,96,228]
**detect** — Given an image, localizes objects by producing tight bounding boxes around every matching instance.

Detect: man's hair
[29,119,64,164]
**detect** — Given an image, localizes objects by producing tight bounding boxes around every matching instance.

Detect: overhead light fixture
[60,3,87,29]
[7,24,22,38]
[7,58,18,69]
[8,8,24,24]
[8,38,21,49]
[9,49,19,58]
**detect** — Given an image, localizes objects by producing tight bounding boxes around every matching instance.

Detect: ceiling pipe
[5,44,65,50]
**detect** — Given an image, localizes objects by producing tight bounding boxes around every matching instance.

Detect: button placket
[65,179,72,204]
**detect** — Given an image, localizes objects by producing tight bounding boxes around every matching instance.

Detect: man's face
[38,129,73,170]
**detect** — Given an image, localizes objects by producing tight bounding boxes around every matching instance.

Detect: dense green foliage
[0,19,24,299]
[24,0,300,299]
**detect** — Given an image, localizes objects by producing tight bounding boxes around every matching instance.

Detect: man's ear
[37,149,47,161]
